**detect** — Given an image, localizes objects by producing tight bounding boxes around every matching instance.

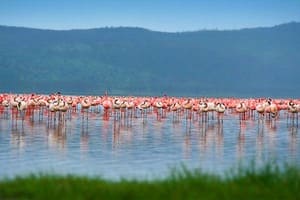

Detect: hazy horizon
[1,21,299,33]
[1,0,300,32]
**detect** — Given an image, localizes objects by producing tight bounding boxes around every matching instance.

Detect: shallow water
[0,108,299,180]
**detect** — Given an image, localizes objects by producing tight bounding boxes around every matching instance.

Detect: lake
[0,105,299,180]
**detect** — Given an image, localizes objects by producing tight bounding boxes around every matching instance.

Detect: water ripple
[0,110,299,180]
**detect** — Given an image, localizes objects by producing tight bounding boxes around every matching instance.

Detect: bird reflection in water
[112,120,136,152]
[80,128,89,154]
[265,119,278,159]
[215,123,224,159]
[199,122,208,157]
[101,118,110,143]
[0,103,10,119]
[46,122,67,152]
[102,108,110,121]
[289,124,298,135]
[198,121,224,160]
[112,118,135,150]
[10,125,26,153]
[112,120,121,149]
[256,121,264,165]
[237,121,246,160]
[80,105,89,150]
[183,122,192,159]
[288,124,298,162]
[80,123,89,156]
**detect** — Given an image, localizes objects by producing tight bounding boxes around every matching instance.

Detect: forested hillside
[0,22,299,97]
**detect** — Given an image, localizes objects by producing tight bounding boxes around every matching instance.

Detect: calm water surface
[0,108,299,180]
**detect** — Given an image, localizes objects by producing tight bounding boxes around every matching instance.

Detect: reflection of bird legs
[125,108,133,127]
[257,120,264,135]
[202,112,209,123]
[216,124,224,158]
[185,119,192,134]
[217,113,224,124]
[289,112,299,127]
[82,108,89,125]
[113,121,120,148]
[217,123,223,135]
[140,108,147,124]
[81,122,88,136]
[237,127,245,159]
[184,134,191,159]
[199,121,208,136]
[288,124,298,135]
[103,109,110,121]
[19,110,26,127]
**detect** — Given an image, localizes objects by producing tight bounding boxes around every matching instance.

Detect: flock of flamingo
[0,93,299,127]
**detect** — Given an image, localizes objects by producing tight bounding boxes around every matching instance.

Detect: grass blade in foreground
[0,165,299,200]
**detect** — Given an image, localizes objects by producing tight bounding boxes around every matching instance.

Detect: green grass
[0,165,299,200]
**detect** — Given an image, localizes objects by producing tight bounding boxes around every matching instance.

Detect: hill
[0,22,299,97]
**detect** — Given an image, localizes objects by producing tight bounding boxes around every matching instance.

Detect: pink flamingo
[137,99,150,123]
[235,101,248,121]
[102,98,112,120]
[215,102,226,124]
[287,100,300,125]
[81,97,91,121]
[170,101,181,122]
[264,99,278,120]
[182,98,193,120]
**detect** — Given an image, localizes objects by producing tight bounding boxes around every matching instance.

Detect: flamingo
[119,99,128,120]
[10,95,20,108]
[264,99,278,119]
[102,98,113,110]
[27,95,39,120]
[1,98,10,118]
[137,99,150,123]
[1,98,10,107]
[153,100,164,120]
[81,97,91,109]
[191,101,200,121]
[170,101,181,122]
[255,101,267,120]
[287,100,300,125]
[124,98,135,123]
[47,99,60,126]
[10,95,23,122]
[206,101,216,120]
[58,99,69,123]
[112,98,122,121]
[17,98,28,124]
[199,101,209,122]
[198,100,215,122]
[102,98,112,120]
[215,102,226,124]
[235,102,248,121]
[2,93,300,127]
[81,97,91,121]
[182,98,193,120]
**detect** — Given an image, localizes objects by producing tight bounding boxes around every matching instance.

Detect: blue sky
[0,0,300,32]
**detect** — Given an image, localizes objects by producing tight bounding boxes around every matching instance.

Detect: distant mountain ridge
[0,22,299,97]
